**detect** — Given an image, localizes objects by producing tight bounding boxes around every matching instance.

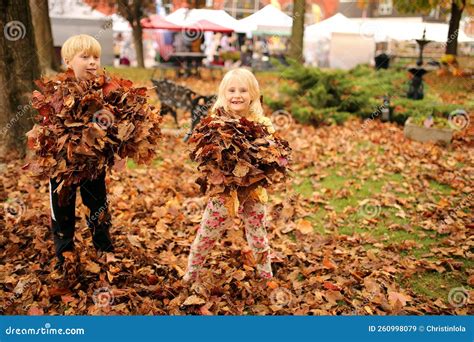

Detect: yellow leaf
[85,261,100,274]
[232,270,246,281]
[437,198,450,208]
[183,295,206,306]
[63,95,75,108]
[255,186,268,203]
[232,160,250,177]
[127,234,142,248]
[296,219,313,234]
[225,190,239,217]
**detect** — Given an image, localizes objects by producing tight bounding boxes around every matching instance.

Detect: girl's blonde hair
[212,68,263,118]
[61,34,101,63]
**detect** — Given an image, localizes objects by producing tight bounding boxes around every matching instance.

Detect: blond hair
[61,34,101,63]
[212,68,263,118]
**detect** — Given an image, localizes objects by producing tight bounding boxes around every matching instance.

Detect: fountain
[407,28,433,100]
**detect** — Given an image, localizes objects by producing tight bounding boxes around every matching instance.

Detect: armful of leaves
[24,70,162,193]
[188,108,291,197]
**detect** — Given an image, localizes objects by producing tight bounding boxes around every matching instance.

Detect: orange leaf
[267,281,279,290]
[323,281,341,291]
[27,307,44,315]
[323,255,337,270]
[61,295,75,304]
[296,219,313,235]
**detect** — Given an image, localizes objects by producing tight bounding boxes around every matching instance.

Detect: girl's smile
[225,79,252,116]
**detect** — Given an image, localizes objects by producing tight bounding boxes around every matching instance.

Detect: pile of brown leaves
[25,70,162,196]
[189,108,291,197]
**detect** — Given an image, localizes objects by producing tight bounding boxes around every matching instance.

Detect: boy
[50,34,114,269]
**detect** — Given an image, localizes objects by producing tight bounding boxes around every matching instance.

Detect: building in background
[49,0,115,65]
[337,0,449,22]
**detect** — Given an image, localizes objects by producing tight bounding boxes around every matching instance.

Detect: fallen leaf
[296,219,313,235]
[182,295,206,306]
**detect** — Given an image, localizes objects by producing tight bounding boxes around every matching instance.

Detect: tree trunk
[118,0,145,68]
[131,22,145,68]
[29,0,59,73]
[289,0,305,62]
[0,0,41,159]
[445,0,465,56]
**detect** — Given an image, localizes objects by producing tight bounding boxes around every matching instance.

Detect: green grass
[127,159,137,169]
[305,210,327,235]
[104,67,156,84]
[293,178,314,198]
[401,271,471,302]
[429,180,452,195]
[294,165,469,301]
[126,157,163,169]
[293,164,411,237]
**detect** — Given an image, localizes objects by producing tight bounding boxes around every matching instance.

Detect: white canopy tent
[236,4,293,35]
[303,13,374,68]
[305,13,361,39]
[329,32,376,70]
[111,13,131,32]
[351,17,474,43]
[165,8,239,31]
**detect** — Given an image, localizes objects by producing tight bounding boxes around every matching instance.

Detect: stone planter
[404,117,453,144]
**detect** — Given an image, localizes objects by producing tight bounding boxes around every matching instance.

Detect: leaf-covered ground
[0,71,472,315]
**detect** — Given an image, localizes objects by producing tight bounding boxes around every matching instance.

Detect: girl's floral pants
[184,196,272,281]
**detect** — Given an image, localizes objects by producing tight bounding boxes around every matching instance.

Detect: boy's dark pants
[49,171,114,262]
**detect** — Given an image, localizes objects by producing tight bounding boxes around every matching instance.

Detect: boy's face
[66,50,100,80]
[224,79,252,116]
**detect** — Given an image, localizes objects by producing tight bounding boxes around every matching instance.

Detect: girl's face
[224,78,252,116]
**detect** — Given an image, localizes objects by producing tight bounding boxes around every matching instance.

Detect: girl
[184,68,276,282]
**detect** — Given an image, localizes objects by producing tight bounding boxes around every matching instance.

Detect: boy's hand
[113,158,127,172]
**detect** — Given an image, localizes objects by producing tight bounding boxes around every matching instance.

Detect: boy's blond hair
[61,34,101,63]
[212,68,264,118]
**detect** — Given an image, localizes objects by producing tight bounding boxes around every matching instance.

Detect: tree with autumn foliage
[392,0,471,58]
